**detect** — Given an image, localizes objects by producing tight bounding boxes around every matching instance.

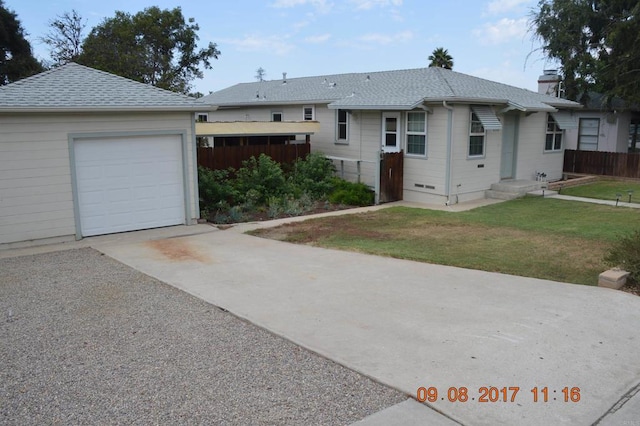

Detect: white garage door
[74,135,185,237]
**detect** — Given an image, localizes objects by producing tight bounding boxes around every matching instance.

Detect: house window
[469,112,485,157]
[406,111,427,156]
[196,113,208,122]
[578,118,599,151]
[272,111,283,122]
[545,114,563,151]
[337,109,349,141]
[303,105,315,121]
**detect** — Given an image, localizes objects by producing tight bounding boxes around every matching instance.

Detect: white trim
[303,105,315,121]
[405,111,427,157]
[382,112,401,153]
[468,110,486,158]
[336,109,349,142]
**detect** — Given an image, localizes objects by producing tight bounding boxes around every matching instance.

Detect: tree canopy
[0,0,43,85]
[41,10,86,66]
[428,47,453,70]
[78,6,220,94]
[531,0,640,107]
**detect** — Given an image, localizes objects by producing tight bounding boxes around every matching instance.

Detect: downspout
[443,101,454,205]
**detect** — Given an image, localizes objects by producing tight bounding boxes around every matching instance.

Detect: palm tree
[428,47,453,70]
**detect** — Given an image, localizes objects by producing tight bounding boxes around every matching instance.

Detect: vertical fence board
[564,149,640,178]
[197,143,311,171]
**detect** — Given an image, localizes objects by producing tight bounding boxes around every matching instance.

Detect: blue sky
[10,0,557,94]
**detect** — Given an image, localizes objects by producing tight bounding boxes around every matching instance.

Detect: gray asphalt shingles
[0,248,406,425]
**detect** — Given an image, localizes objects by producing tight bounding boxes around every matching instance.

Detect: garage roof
[0,63,213,113]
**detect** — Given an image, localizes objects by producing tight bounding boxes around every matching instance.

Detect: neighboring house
[202,67,581,204]
[538,70,640,153]
[0,63,208,247]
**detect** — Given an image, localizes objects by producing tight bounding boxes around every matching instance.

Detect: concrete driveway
[96,220,640,425]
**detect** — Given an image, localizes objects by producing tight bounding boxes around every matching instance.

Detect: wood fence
[197,143,311,171]
[563,149,640,179]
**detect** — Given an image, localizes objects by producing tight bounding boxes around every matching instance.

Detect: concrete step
[527,189,558,197]
[485,190,521,200]
[490,180,546,195]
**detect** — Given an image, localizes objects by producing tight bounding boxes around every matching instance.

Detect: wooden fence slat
[564,149,640,178]
[198,143,311,171]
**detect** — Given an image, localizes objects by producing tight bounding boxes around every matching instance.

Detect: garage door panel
[75,135,185,237]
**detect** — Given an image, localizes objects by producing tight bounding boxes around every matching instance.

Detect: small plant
[604,230,640,283]
[328,178,374,206]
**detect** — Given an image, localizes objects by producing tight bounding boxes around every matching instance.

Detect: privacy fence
[563,149,640,179]
[197,143,311,171]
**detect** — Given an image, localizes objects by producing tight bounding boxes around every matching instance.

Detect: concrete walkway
[93,199,640,426]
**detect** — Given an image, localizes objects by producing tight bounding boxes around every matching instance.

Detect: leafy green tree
[79,6,220,93]
[428,47,453,70]
[0,0,43,84]
[531,0,640,106]
[41,10,86,66]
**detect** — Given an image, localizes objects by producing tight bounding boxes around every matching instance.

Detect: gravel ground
[0,248,406,425]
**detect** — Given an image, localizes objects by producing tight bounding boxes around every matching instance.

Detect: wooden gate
[379,151,404,203]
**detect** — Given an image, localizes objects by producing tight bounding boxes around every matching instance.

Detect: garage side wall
[0,112,198,246]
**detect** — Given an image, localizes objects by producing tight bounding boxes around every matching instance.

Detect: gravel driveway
[1,248,406,425]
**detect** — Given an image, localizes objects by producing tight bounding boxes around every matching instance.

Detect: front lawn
[560,179,640,202]
[250,197,640,286]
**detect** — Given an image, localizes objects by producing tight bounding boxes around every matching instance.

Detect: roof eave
[211,99,335,108]
[0,105,218,114]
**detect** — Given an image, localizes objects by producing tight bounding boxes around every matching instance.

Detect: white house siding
[403,107,449,204]
[564,112,630,153]
[515,112,564,182]
[0,112,198,246]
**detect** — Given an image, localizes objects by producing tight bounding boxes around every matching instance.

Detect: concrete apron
[96,227,640,426]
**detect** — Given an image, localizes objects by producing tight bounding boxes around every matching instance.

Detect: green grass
[251,197,640,286]
[560,180,640,202]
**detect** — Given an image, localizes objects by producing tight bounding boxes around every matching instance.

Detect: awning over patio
[196,121,320,137]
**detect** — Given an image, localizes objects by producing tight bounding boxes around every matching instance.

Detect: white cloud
[304,34,332,43]
[349,0,402,10]
[224,35,295,56]
[486,0,531,15]
[270,0,334,13]
[357,30,413,45]
[473,18,528,45]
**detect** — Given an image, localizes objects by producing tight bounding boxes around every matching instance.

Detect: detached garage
[0,63,208,247]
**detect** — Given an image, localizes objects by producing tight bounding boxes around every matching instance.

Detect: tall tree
[255,67,266,82]
[428,47,453,70]
[531,0,640,106]
[41,10,86,66]
[79,6,220,93]
[0,0,43,84]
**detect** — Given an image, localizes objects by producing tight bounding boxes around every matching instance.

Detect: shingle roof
[202,67,581,112]
[0,63,208,112]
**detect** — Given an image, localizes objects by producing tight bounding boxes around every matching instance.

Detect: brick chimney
[538,69,561,97]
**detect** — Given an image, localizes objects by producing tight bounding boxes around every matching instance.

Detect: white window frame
[271,111,283,122]
[405,111,427,157]
[303,105,315,121]
[578,117,599,151]
[336,109,349,143]
[196,113,208,122]
[545,114,563,152]
[468,111,486,158]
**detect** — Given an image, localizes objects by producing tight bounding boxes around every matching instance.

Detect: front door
[382,112,401,153]
[501,114,519,179]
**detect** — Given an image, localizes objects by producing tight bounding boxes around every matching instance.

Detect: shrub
[289,152,336,198]
[328,178,374,206]
[604,230,640,283]
[198,166,238,212]
[234,154,287,204]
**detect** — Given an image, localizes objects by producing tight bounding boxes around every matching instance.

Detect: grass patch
[250,197,640,286]
[561,179,640,202]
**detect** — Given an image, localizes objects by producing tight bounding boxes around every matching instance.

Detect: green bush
[604,230,640,283]
[198,166,238,212]
[234,154,287,204]
[328,178,374,206]
[289,152,336,198]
